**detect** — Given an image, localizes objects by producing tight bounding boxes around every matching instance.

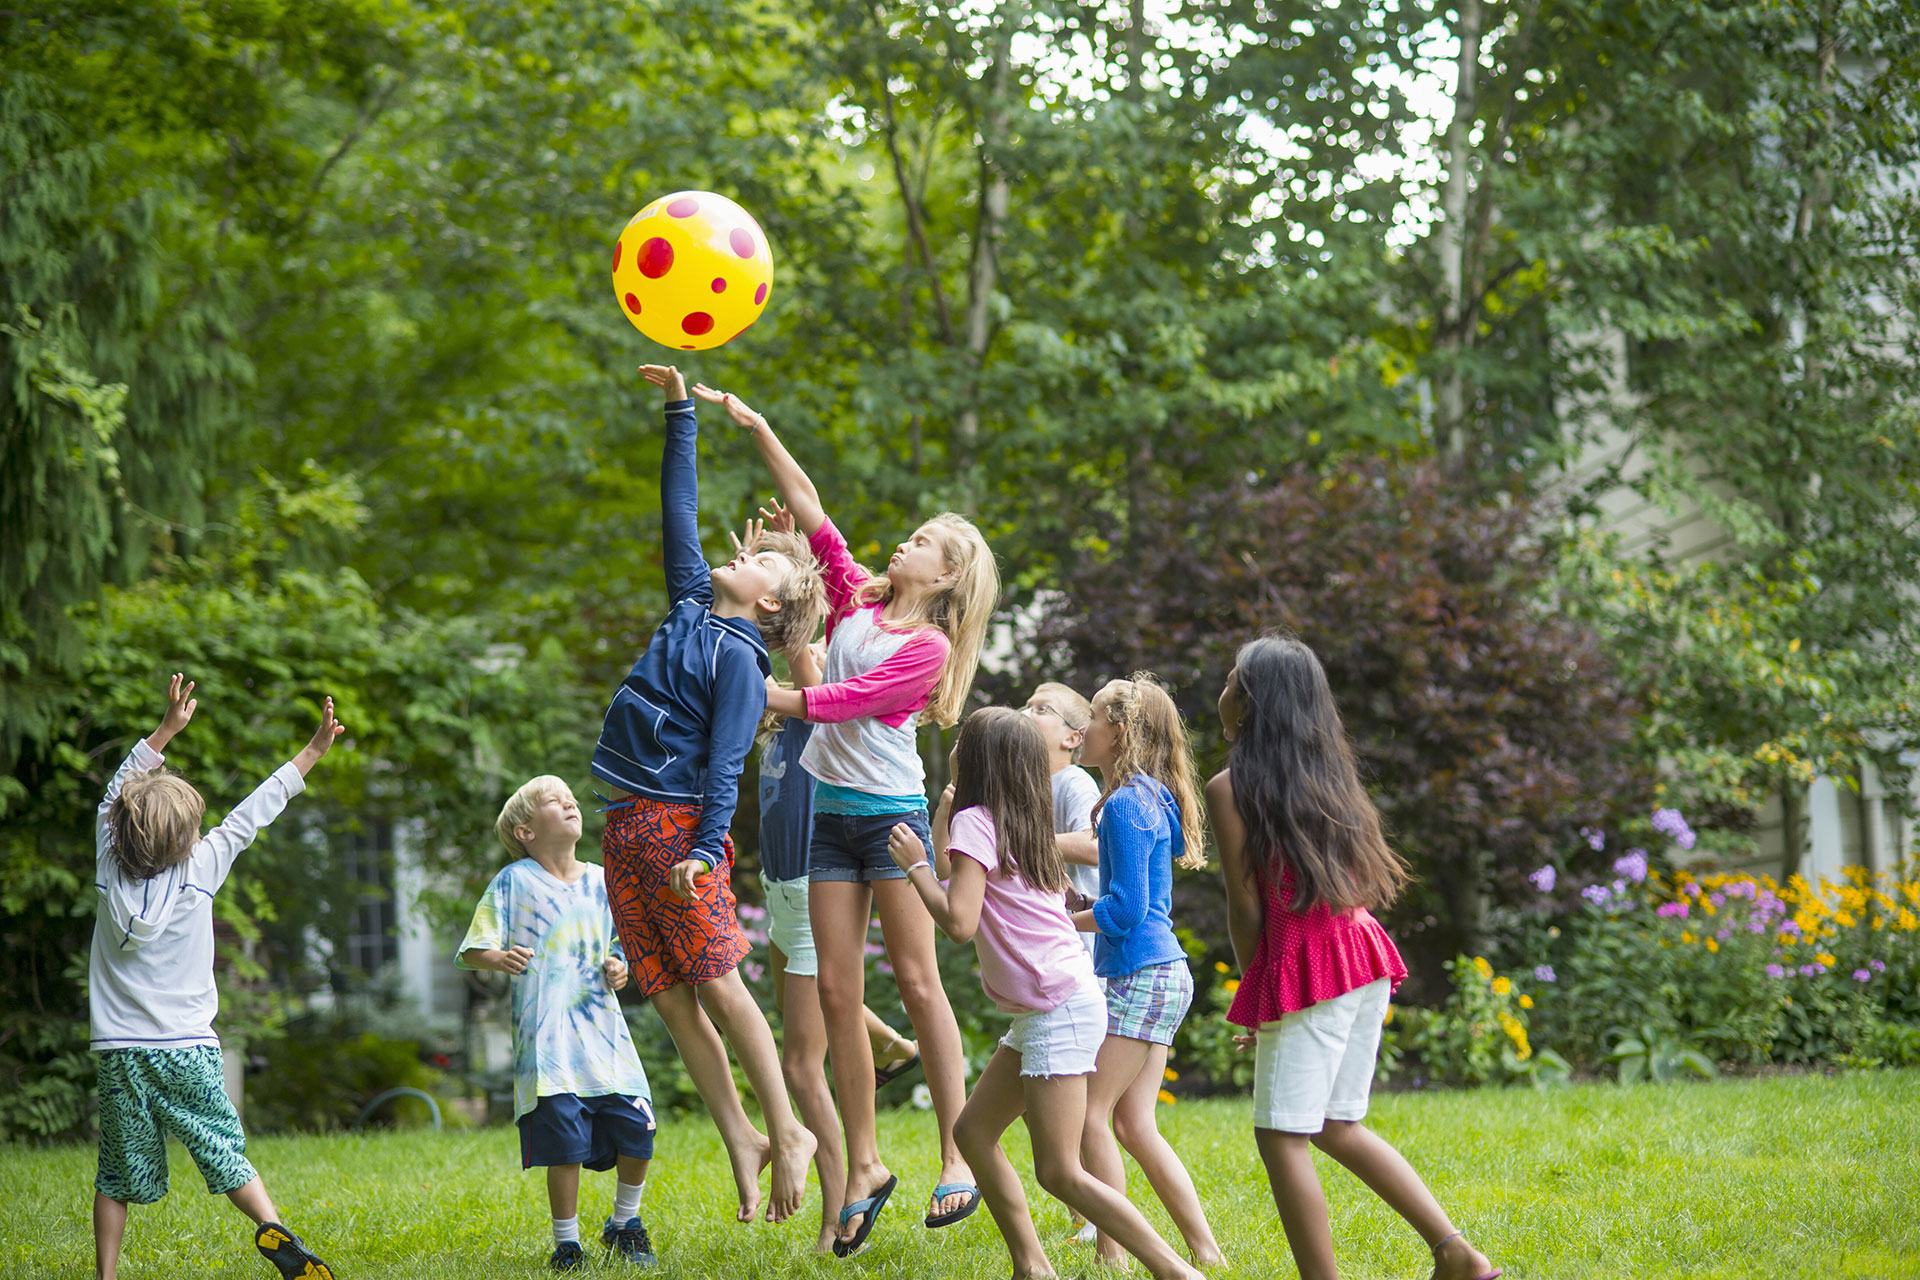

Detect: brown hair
[750,528,829,654]
[852,513,999,727]
[108,770,205,880]
[1092,674,1207,870]
[949,707,1066,893]
[1225,635,1410,913]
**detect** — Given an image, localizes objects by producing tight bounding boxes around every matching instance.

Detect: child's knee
[1310,1119,1360,1152]
[1032,1151,1084,1202]
[1112,1107,1156,1152]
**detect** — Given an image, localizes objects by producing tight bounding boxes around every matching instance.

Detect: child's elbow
[943,919,977,945]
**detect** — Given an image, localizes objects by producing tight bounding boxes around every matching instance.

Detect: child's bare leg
[1027,1073,1201,1280]
[867,1007,916,1068]
[697,968,817,1222]
[812,880,889,1242]
[1309,1120,1493,1280]
[225,1176,278,1225]
[779,964,848,1252]
[546,1164,582,1221]
[1113,1043,1223,1267]
[93,1193,128,1280]
[1080,1034,1148,1265]
[873,878,974,1219]
[955,1048,1054,1280]
[1254,1128,1337,1280]
[651,982,769,1222]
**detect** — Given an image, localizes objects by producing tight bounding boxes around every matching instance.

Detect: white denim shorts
[1252,978,1392,1133]
[760,873,817,978]
[1000,980,1106,1078]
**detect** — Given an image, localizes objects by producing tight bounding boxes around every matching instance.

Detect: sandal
[833,1174,898,1258]
[873,1042,921,1089]
[923,1181,980,1229]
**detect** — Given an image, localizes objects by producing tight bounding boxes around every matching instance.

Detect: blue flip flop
[833,1173,898,1258]
[923,1181,981,1229]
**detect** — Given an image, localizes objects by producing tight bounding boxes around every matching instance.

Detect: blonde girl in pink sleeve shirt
[693,380,998,1255]
[886,709,1205,1280]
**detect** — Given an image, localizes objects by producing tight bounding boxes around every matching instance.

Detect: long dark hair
[950,706,1066,893]
[1226,634,1409,913]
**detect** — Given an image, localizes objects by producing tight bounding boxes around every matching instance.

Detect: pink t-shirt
[947,806,1097,1014]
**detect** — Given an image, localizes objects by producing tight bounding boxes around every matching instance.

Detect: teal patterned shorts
[95,1046,257,1204]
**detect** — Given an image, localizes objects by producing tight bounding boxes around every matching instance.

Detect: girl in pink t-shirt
[887,708,1204,1280]
[1207,635,1500,1280]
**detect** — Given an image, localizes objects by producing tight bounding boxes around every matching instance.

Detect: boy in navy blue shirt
[593,364,825,1225]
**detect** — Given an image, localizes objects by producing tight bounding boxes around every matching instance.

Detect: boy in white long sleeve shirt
[90,673,342,1280]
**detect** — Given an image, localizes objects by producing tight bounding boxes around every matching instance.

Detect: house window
[339,821,397,978]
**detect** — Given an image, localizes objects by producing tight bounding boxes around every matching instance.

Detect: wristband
[906,860,931,876]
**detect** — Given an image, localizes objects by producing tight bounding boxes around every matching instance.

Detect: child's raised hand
[758,497,795,534]
[149,673,198,750]
[729,516,768,556]
[639,364,688,400]
[603,955,629,992]
[886,822,927,871]
[1231,1028,1256,1054]
[935,784,955,824]
[668,858,709,902]
[691,383,763,432]
[293,696,345,777]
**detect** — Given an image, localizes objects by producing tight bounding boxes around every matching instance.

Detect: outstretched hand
[147,672,198,752]
[728,516,768,556]
[757,497,795,535]
[639,364,688,400]
[691,383,763,431]
[293,696,345,777]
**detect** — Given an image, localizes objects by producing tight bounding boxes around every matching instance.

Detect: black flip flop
[874,1050,921,1089]
[833,1173,899,1258]
[923,1181,981,1229]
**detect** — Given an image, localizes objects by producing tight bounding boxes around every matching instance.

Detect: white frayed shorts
[760,873,817,978]
[1252,978,1392,1133]
[1000,981,1106,1078]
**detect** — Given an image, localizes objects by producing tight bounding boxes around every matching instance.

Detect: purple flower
[743,961,765,982]
[1529,865,1557,892]
[1582,827,1606,852]
[1657,901,1690,919]
[1582,884,1613,906]
[1651,807,1697,850]
[1748,921,1765,933]
[877,961,894,976]
[1779,919,1802,936]
[1613,851,1649,883]
[1534,965,1557,983]
[1800,964,1824,977]
[864,941,885,957]
[1765,964,1786,979]
[1872,960,1887,972]
[737,903,767,922]
[1854,969,1872,982]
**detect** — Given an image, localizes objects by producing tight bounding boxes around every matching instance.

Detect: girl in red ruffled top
[1205,635,1501,1280]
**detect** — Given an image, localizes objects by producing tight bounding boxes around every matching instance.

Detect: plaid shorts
[95,1046,256,1204]
[1105,960,1195,1046]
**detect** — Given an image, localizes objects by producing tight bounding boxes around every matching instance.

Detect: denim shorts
[808,809,932,884]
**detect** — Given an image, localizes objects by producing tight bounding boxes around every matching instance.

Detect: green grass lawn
[3,1072,1916,1279]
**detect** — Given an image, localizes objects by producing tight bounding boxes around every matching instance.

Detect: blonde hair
[1031,681,1092,761]
[108,770,205,880]
[496,775,573,858]
[749,529,829,654]
[853,513,999,727]
[1092,673,1207,870]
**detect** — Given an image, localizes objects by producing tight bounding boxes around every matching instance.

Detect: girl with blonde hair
[694,381,997,1256]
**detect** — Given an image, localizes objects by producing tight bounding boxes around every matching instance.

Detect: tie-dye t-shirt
[457,859,652,1120]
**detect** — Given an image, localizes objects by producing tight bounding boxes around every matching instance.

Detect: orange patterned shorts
[603,798,750,998]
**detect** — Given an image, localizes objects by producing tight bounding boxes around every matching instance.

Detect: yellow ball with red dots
[611,191,773,350]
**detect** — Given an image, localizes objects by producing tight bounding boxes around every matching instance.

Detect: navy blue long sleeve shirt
[591,398,770,870]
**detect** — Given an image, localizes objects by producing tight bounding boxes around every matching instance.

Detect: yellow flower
[1497,1012,1531,1060]
[1163,1067,1179,1082]
[1472,956,1494,981]
[1214,961,1230,974]
[1816,952,1837,967]
[1705,937,1718,953]
[1157,1090,1176,1106]
[1383,1004,1396,1025]
[1492,976,1511,996]
[1518,994,1534,1009]
[1899,909,1918,931]
[1223,979,1240,995]
[1681,931,1695,944]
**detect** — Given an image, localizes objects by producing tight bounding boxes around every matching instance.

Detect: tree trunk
[1780,776,1806,883]
[953,13,1014,507]
[1435,0,1482,462]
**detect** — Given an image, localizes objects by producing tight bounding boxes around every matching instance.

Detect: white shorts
[761,873,816,978]
[1252,978,1391,1133]
[1000,981,1106,1078]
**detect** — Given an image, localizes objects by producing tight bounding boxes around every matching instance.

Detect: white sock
[611,1179,645,1223]
[552,1216,579,1246]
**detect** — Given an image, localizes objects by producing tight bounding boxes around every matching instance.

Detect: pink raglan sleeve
[809,517,871,620]
[802,629,949,727]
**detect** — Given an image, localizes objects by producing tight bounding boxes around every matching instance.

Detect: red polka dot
[681,311,715,336]
[753,282,768,305]
[730,228,755,259]
[623,292,642,314]
[681,344,697,350]
[638,237,674,279]
[711,278,727,293]
[613,240,622,272]
[667,197,700,218]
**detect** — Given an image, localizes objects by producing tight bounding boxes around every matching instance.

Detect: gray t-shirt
[1052,764,1103,919]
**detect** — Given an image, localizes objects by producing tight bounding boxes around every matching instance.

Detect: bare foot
[1191,1246,1228,1270]
[926,1157,977,1221]
[724,1128,771,1223]
[1148,1265,1205,1280]
[837,1162,894,1248]
[766,1125,818,1223]
[1431,1233,1496,1280]
[815,1222,840,1255]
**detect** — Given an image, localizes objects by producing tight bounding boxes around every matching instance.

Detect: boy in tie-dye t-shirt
[459,776,658,1271]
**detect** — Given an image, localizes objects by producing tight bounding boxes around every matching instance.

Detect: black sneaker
[602,1216,658,1268]
[254,1222,334,1279]
[549,1240,586,1272]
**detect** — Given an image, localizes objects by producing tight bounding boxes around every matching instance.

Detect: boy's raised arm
[639,364,709,607]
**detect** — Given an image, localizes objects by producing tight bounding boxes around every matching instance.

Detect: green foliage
[1386,956,1563,1090]
[1604,1024,1717,1087]
[1173,971,1256,1095]
[248,1028,448,1134]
